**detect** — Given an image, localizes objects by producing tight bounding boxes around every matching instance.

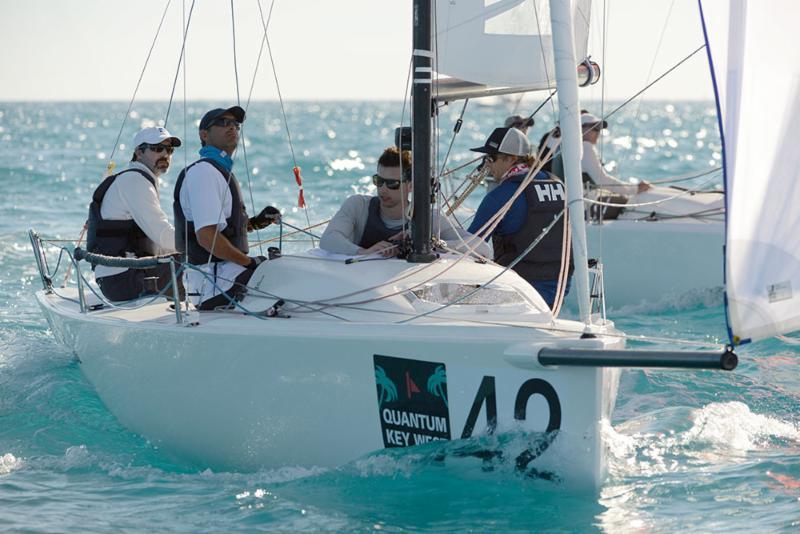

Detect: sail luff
[549,0,591,324]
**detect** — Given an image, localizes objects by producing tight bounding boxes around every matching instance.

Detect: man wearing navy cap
[87,126,183,301]
[173,106,281,310]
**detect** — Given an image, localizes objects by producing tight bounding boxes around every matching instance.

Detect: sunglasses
[209,117,241,130]
[483,155,496,164]
[372,174,404,190]
[141,144,175,154]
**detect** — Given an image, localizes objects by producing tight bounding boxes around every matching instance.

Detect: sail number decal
[373,355,561,463]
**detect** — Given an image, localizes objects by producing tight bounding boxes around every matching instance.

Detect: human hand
[358,241,398,258]
[249,206,281,230]
[245,255,268,270]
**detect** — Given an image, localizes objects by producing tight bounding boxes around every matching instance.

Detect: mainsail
[433,0,592,100]
[701,0,800,343]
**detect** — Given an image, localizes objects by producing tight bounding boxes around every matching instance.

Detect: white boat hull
[37,289,621,487]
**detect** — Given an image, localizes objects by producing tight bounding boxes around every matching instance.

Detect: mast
[408,0,436,263]
[549,0,592,323]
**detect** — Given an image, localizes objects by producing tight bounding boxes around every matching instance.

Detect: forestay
[433,0,591,100]
[701,0,800,343]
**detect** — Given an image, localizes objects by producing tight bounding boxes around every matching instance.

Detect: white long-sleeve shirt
[581,141,639,196]
[320,194,491,258]
[95,162,175,279]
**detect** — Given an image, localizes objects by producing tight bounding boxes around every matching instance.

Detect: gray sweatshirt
[319,194,491,258]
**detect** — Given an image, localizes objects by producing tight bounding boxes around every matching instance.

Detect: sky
[1,0,715,102]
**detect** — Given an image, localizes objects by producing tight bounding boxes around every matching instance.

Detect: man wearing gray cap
[504,114,534,135]
[467,127,573,310]
[87,126,182,301]
[174,106,281,310]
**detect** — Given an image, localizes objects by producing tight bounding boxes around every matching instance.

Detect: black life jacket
[550,152,595,187]
[85,168,158,268]
[492,171,575,282]
[358,196,403,249]
[173,158,249,265]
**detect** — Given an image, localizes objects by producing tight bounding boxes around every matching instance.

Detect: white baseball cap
[470,127,531,157]
[580,113,608,130]
[133,126,182,148]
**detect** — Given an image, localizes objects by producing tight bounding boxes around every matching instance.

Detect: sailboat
[28,0,751,488]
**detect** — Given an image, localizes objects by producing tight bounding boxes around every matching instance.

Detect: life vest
[173,158,249,265]
[85,168,158,268]
[358,196,403,249]
[491,170,574,282]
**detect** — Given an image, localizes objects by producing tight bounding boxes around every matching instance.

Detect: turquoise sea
[1,101,799,531]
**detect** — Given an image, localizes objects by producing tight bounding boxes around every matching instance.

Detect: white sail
[702,0,800,342]
[434,0,591,100]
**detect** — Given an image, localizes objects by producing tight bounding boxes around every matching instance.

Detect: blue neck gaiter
[199,145,234,173]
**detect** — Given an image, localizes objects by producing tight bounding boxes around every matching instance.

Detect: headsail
[433,0,592,101]
[701,0,800,343]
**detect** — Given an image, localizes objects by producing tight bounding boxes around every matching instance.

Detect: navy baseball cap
[199,106,246,131]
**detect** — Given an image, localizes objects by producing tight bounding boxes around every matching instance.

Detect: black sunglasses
[140,144,175,154]
[209,117,241,130]
[372,174,404,190]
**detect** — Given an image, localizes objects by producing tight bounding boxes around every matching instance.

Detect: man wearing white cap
[86,126,182,301]
[467,127,573,309]
[581,113,650,195]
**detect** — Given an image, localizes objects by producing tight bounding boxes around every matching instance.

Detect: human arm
[195,225,252,266]
[581,141,647,195]
[319,195,373,255]
[117,171,175,253]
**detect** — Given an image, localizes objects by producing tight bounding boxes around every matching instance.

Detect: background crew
[87,127,181,301]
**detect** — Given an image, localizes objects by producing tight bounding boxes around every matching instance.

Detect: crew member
[504,114,534,136]
[174,106,280,310]
[87,127,182,301]
[467,127,573,308]
[320,146,490,258]
[581,113,650,195]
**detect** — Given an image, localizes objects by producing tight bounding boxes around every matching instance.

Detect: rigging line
[583,173,721,208]
[164,0,196,129]
[399,56,413,241]
[397,210,566,324]
[108,0,172,164]
[637,165,721,186]
[255,0,315,245]
[230,0,263,255]
[437,99,469,180]
[181,0,190,311]
[531,0,557,118]
[617,0,677,177]
[604,44,706,122]
[598,0,608,164]
[244,0,276,112]
[250,219,329,247]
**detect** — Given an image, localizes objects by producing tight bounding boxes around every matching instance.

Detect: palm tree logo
[375,365,398,405]
[427,365,448,408]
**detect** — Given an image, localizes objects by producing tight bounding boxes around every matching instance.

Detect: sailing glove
[246,255,268,270]
[249,206,281,230]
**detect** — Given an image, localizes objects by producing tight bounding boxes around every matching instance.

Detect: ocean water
[1,101,799,531]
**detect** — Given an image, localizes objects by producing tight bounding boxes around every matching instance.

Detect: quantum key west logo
[374,355,451,448]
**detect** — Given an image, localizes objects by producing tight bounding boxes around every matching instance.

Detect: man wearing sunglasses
[87,126,182,301]
[320,146,489,258]
[174,106,281,310]
[468,127,573,309]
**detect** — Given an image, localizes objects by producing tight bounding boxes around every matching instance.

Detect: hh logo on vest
[534,183,565,202]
